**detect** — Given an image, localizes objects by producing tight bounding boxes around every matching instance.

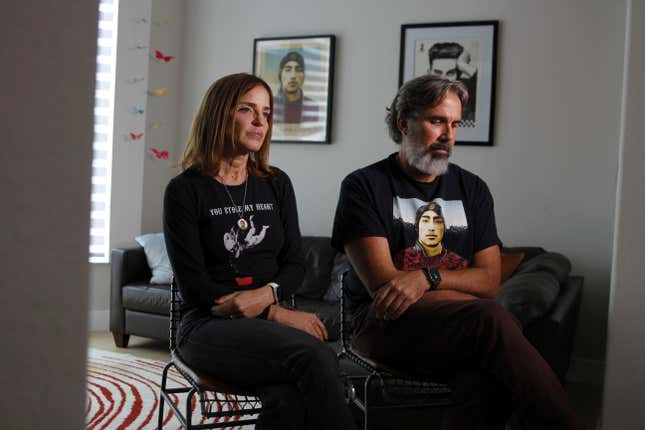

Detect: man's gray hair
[386,75,469,143]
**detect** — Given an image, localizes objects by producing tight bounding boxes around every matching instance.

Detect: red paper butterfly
[155,50,175,62]
[150,148,169,159]
[130,132,144,140]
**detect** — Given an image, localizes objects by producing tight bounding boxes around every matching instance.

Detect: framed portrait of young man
[400,21,499,146]
[253,35,335,144]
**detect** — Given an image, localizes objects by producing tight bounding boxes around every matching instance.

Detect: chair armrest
[109,247,152,333]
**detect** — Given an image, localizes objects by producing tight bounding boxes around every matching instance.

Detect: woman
[163,73,356,429]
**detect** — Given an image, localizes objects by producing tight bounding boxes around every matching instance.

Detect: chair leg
[186,389,196,430]
[364,375,372,430]
[158,362,171,430]
[112,332,130,348]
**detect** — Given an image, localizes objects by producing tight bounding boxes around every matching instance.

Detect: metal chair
[157,278,262,429]
[337,271,456,430]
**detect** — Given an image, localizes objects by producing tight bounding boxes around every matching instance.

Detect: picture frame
[400,21,498,146]
[253,35,335,144]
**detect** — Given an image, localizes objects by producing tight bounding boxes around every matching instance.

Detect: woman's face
[234,85,271,153]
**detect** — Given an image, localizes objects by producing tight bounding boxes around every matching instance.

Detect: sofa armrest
[524,276,583,382]
[110,247,152,333]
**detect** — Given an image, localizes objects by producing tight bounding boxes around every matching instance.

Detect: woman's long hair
[180,73,274,176]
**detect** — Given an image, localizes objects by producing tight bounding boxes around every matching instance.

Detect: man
[331,75,581,429]
[273,51,318,124]
[427,42,477,124]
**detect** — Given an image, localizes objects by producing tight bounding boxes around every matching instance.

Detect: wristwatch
[422,268,441,291]
[268,282,280,304]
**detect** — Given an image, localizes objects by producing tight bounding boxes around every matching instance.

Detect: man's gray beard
[403,143,450,176]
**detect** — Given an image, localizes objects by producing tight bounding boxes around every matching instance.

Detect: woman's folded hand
[211,285,274,319]
[269,306,328,341]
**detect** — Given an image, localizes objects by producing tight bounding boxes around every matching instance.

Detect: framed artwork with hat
[253,35,335,144]
[400,21,499,146]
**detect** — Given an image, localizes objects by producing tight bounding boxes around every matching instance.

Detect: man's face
[401,92,462,176]
[418,209,445,248]
[429,58,459,81]
[280,60,304,94]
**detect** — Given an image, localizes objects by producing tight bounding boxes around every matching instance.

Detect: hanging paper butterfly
[132,107,145,114]
[154,50,175,62]
[130,132,144,140]
[148,122,162,129]
[135,18,149,24]
[149,88,169,96]
[150,148,169,160]
[126,77,145,84]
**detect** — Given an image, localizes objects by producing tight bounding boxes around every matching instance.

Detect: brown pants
[352,298,582,430]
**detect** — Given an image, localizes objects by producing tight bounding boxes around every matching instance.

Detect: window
[89,0,119,262]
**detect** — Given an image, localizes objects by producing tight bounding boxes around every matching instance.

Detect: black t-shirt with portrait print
[331,152,501,306]
[163,166,304,336]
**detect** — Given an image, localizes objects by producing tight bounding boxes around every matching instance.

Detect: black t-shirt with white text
[163,167,304,325]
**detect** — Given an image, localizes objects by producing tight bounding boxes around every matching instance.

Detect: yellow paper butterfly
[149,87,169,96]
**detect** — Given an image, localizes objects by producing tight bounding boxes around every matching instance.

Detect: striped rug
[86,348,255,429]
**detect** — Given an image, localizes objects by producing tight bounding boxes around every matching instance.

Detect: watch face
[431,269,441,283]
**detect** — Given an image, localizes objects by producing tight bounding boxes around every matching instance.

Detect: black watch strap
[423,267,441,291]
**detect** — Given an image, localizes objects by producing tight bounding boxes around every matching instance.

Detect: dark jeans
[178,316,356,430]
[353,298,582,430]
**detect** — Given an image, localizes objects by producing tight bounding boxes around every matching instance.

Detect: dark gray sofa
[110,236,582,382]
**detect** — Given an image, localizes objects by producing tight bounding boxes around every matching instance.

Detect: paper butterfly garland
[150,148,169,159]
[126,77,145,84]
[154,50,175,62]
[129,132,144,141]
[149,88,169,96]
[132,107,145,115]
[153,19,172,26]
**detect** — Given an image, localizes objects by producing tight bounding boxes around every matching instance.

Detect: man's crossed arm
[345,237,501,320]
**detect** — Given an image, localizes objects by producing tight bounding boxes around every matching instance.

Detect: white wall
[602,0,645,427]
[0,1,97,427]
[177,0,626,364]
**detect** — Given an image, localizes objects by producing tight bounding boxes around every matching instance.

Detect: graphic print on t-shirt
[208,201,276,261]
[392,197,469,271]
[223,214,270,258]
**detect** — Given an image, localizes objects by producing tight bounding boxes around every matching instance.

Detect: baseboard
[89,310,109,332]
[567,357,606,386]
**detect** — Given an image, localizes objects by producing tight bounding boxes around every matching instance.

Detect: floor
[88,331,604,429]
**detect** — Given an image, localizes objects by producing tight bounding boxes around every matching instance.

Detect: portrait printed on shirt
[392,197,469,271]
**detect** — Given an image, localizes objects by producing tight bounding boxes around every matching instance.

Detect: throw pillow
[500,252,525,283]
[496,252,571,326]
[134,233,173,284]
[515,251,571,284]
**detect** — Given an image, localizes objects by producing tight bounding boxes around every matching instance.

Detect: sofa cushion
[323,252,351,303]
[294,297,340,341]
[496,252,571,326]
[122,283,171,315]
[135,233,173,284]
[298,237,336,299]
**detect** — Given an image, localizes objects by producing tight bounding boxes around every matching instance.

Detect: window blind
[89,0,118,262]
